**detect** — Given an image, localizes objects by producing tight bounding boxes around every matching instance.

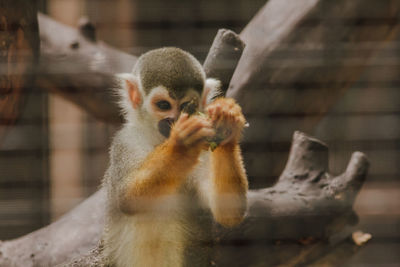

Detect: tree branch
[228,0,400,140]
[214,132,369,266]
[37,13,135,124]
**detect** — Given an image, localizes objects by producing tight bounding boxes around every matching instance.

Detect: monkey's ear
[202,78,222,107]
[116,73,142,109]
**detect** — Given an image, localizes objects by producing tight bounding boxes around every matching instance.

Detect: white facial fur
[116,73,221,148]
[116,73,220,121]
[142,86,201,132]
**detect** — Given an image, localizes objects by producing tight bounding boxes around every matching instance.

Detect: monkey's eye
[156,100,171,111]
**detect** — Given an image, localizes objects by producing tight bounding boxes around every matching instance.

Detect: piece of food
[182,98,248,151]
[195,111,230,151]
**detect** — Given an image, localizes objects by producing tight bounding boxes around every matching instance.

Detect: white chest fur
[104,150,212,267]
[107,211,188,267]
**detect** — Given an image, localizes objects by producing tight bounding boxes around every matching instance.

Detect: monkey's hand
[169,113,215,154]
[206,98,246,146]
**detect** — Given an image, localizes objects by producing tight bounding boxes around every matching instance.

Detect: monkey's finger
[180,118,212,140]
[206,105,217,119]
[215,108,232,128]
[174,113,189,127]
[175,115,201,132]
[207,104,222,122]
[185,128,215,146]
[178,124,203,142]
[186,116,212,131]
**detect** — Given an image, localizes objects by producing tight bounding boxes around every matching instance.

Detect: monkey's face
[144,86,200,138]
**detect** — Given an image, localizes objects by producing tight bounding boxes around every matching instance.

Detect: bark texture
[203,28,246,96]
[37,13,134,124]
[229,0,400,121]
[214,132,369,266]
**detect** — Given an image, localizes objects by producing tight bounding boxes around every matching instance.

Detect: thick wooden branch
[0,190,106,267]
[228,0,400,140]
[26,0,400,133]
[37,13,136,124]
[222,132,368,241]
[203,28,246,96]
[214,132,369,266]
[36,16,245,124]
[7,0,398,130]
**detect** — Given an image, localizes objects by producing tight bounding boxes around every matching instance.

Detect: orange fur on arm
[119,139,200,214]
[210,143,248,227]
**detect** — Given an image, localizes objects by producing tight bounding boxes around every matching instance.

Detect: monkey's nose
[158,118,175,138]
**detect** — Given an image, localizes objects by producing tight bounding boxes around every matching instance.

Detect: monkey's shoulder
[110,127,153,163]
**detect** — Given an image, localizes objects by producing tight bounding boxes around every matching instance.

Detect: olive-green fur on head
[133,47,205,99]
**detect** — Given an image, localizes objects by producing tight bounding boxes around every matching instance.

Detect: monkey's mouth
[158,118,175,138]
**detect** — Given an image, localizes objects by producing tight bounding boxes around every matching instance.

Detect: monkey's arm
[209,143,248,227]
[205,98,249,227]
[119,114,214,214]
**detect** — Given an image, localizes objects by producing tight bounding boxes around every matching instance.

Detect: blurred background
[0,0,399,266]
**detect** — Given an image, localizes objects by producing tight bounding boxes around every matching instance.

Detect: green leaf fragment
[209,142,218,151]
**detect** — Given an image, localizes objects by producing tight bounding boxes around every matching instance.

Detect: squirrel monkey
[102,47,248,267]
